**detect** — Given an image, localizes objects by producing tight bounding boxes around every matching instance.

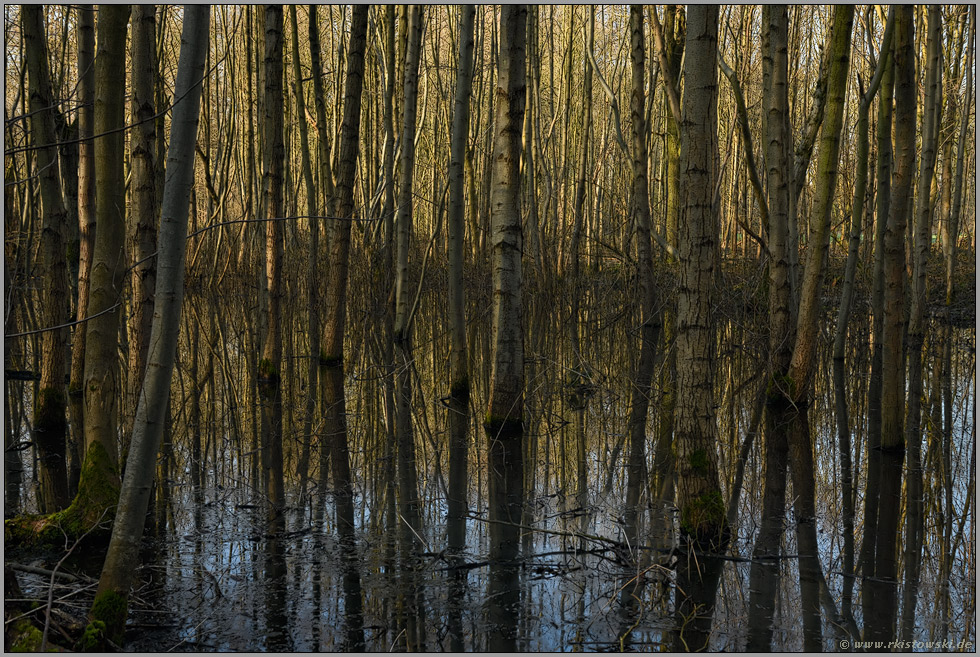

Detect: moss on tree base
[4,441,119,550]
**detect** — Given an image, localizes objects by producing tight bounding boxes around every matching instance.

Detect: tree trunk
[901,6,942,641]
[259,4,286,519]
[80,2,130,525]
[125,5,158,449]
[486,8,527,652]
[672,7,728,652]
[447,4,475,559]
[68,4,96,498]
[318,6,369,651]
[89,8,209,646]
[833,9,895,627]
[867,6,915,643]
[22,4,72,513]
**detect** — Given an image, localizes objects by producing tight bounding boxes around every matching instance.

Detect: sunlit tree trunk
[447,4,475,559]
[901,6,942,641]
[23,4,71,513]
[672,7,727,651]
[867,6,914,643]
[833,9,895,627]
[125,5,158,449]
[318,6,369,651]
[485,7,527,653]
[287,5,316,504]
[258,4,286,518]
[623,3,661,559]
[747,7,793,648]
[68,4,96,497]
[81,2,130,515]
[90,8,209,646]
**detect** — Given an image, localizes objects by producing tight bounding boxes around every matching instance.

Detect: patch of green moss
[10,619,44,652]
[90,589,128,646]
[688,449,710,475]
[5,440,118,549]
[484,415,523,439]
[680,489,727,546]
[77,620,107,652]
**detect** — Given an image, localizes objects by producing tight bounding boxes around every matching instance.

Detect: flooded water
[8,265,977,651]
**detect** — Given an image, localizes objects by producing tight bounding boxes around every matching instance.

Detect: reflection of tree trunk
[262,535,292,652]
[23,4,71,512]
[868,7,914,643]
[901,7,942,641]
[672,8,727,652]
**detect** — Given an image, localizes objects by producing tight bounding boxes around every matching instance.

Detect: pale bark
[92,6,209,645]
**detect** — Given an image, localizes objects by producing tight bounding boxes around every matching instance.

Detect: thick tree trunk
[672,7,728,652]
[486,7,527,653]
[23,4,72,513]
[89,8,209,646]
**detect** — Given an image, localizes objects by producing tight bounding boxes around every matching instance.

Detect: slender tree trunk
[80,2,130,520]
[447,4,475,559]
[258,4,286,519]
[288,5,316,505]
[23,4,71,513]
[747,8,794,648]
[68,4,96,498]
[623,3,660,558]
[867,7,915,643]
[901,6,942,641]
[318,6,369,651]
[125,5,158,449]
[90,7,208,647]
[672,8,728,652]
[860,18,894,631]
[833,9,895,627]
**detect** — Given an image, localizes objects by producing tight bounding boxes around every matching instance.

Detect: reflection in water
[105,285,974,652]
